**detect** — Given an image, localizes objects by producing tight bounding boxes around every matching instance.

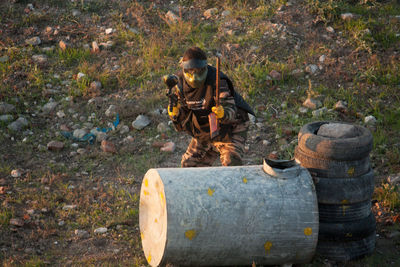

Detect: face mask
[183,68,208,88]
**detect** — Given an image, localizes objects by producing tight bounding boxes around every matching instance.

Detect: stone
[269,70,282,80]
[42,101,58,114]
[160,142,176,152]
[8,117,29,131]
[0,102,16,114]
[58,220,65,226]
[62,205,77,210]
[305,64,318,74]
[105,105,117,117]
[101,140,117,153]
[334,100,347,112]
[364,115,377,126]
[341,13,356,20]
[124,136,134,143]
[204,8,218,19]
[157,122,168,133]
[75,229,89,238]
[166,11,179,24]
[326,26,335,33]
[92,41,100,53]
[71,9,81,16]
[319,55,326,63]
[249,114,256,124]
[0,115,13,122]
[387,174,400,185]
[59,40,67,51]
[10,218,24,227]
[262,140,271,146]
[73,129,88,139]
[47,141,64,151]
[96,132,107,142]
[100,41,114,49]
[303,98,322,110]
[11,169,22,178]
[0,55,9,63]
[76,148,86,154]
[77,72,86,80]
[56,110,65,118]
[256,122,263,128]
[312,107,328,117]
[317,123,359,138]
[25,36,41,46]
[132,115,151,130]
[94,227,108,234]
[105,28,113,34]
[60,124,70,131]
[221,10,231,17]
[117,125,129,135]
[291,69,304,78]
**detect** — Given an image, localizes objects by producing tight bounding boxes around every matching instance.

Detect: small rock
[101,140,117,153]
[62,205,77,210]
[47,141,64,151]
[96,132,107,142]
[132,115,151,130]
[166,11,179,24]
[152,141,166,148]
[11,169,22,178]
[268,151,278,160]
[317,123,358,138]
[123,136,134,143]
[119,125,130,134]
[92,41,100,53]
[94,227,108,234]
[0,186,6,194]
[77,148,86,154]
[319,55,326,63]
[303,98,322,110]
[249,114,256,124]
[71,9,81,16]
[73,129,88,139]
[334,100,347,112]
[0,55,9,63]
[157,122,168,133]
[221,10,231,17]
[105,105,117,117]
[269,70,282,80]
[42,101,58,114]
[59,40,67,51]
[10,218,24,227]
[56,110,66,118]
[364,115,377,126]
[99,41,114,49]
[256,122,263,129]
[8,117,29,131]
[262,140,271,146]
[58,220,65,226]
[0,102,16,114]
[326,26,335,33]
[25,36,41,46]
[305,64,318,74]
[291,69,304,78]
[204,8,218,19]
[77,72,86,80]
[105,28,113,34]
[75,229,89,238]
[60,124,70,131]
[341,13,356,20]
[160,142,175,152]
[387,174,400,185]
[312,107,328,117]
[0,114,13,122]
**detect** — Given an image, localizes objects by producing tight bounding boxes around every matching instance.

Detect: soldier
[165,47,254,167]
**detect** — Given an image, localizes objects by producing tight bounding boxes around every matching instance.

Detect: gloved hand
[211,105,224,119]
[168,103,180,120]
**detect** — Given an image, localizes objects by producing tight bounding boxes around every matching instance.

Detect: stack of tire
[294,121,375,261]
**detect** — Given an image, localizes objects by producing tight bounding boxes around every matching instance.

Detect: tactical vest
[175,65,254,140]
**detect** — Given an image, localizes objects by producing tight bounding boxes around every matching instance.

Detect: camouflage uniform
[170,65,253,167]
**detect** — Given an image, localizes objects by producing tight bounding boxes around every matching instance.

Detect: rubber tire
[316,232,376,261]
[313,169,375,204]
[298,121,373,161]
[318,200,371,222]
[319,213,376,241]
[295,146,371,178]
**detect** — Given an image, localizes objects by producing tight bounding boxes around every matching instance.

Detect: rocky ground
[1,0,400,266]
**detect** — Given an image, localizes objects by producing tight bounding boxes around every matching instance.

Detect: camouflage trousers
[181,121,249,167]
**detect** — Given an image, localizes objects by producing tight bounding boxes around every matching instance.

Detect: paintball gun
[209,56,220,139]
[163,74,179,120]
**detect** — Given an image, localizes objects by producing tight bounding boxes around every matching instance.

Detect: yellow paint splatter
[243,177,248,184]
[141,232,144,240]
[347,167,355,176]
[144,179,149,187]
[185,229,197,240]
[143,190,149,196]
[346,232,353,237]
[160,192,165,205]
[207,188,215,196]
[154,218,158,223]
[342,205,349,216]
[304,227,312,236]
[264,241,272,253]
[341,199,349,204]
[147,253,152,263]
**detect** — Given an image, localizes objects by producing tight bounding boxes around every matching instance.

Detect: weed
[374,183,400,210]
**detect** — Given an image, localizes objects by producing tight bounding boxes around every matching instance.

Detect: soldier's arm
[218,79,237,124]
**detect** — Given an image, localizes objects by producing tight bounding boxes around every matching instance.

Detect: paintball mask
[182,59,208,88]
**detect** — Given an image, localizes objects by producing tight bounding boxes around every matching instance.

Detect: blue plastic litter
[97,113,120,133]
